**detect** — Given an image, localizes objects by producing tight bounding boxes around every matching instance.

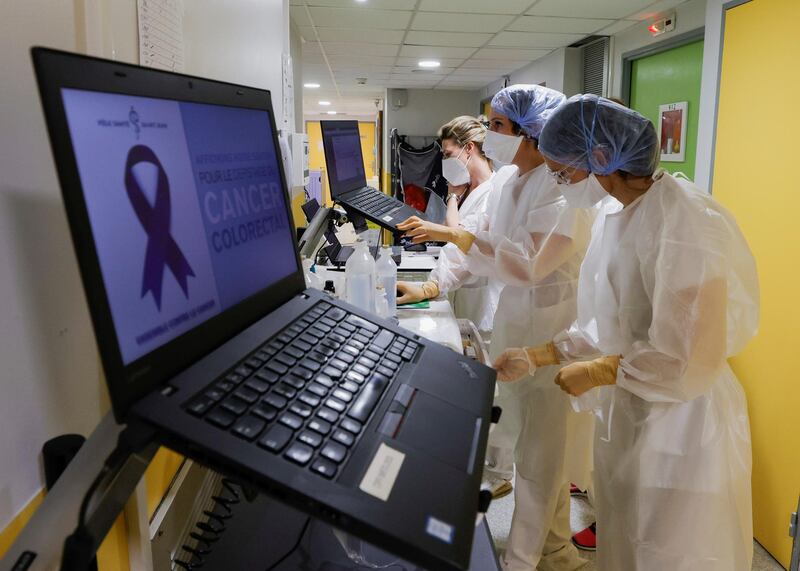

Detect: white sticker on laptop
[426,516,455,544]
[359,443,405,501]
[382,215,393,222]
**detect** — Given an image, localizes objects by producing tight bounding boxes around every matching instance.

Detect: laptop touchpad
[378,384,481,474]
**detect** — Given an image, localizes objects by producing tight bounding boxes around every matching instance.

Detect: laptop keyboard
[350,189,402,217]
[184,301,419,480]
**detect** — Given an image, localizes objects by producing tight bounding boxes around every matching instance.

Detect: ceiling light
[355,0,367,3]
[418,60,440,68]
[304,83,320,89]
[319,100,331,106]
[327,111,337,115]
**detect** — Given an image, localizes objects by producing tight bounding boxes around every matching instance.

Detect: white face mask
[483,130,523,166]
[441,146,471,186]
[559,173,608,208]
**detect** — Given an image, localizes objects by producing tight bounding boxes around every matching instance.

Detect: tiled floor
[485,483,785,570]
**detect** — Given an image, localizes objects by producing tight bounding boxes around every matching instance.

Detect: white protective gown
[463,163,595,570]
[431,169,512,335]
[554,173,759,571]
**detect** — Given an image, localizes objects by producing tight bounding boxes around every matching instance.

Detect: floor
[485,482,786,570]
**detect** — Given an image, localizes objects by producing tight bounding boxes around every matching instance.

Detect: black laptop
[321,120,425,231]
[32,48,495,571]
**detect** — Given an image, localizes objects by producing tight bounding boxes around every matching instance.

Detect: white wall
[695,0,727,191]
[383,88,480,173]
[608,0,707,98]
[184,0,287,123]
[0,0,291,532]
[290,19,304,133]
[472,0,707,109]
[0,0,116,533]
[563,47,583,97]
[475,47,578,105]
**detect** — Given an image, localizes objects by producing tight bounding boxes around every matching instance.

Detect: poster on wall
[658,101,688,162]
[137,0,184,72]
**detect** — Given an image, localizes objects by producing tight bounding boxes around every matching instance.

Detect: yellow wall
[144,448,184,518]
[0,491,43,558]
[307,121,326,174]
[96,516,130,571]
[712,0,800,566]
[0,488,131,571]
[360,122,377,180]
[0,447,183,570]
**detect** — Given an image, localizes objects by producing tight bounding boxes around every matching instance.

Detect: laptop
[320,120,425,232]
[32,48,495,571]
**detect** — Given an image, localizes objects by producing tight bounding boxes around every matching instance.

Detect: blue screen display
[61,88,298,364]
[323,121,366,196]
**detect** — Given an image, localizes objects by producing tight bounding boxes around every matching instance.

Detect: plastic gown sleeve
[430,194,492,294]
[430,243,472,294]
[553,323,603,363]
[616,226,750,403]
[464,203,585,289]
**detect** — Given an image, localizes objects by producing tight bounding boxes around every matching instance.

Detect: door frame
[620,27,705,107]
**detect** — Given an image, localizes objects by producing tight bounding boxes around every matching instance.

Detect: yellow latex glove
[396,216,475,253]
[396,280,439,304]
[554,355,620,397]
[492,342,560,382]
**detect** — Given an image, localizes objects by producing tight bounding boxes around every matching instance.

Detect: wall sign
[658,101,688,162]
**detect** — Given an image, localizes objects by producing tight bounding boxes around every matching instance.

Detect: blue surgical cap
[538,94,659,176]
[490,84,566,139]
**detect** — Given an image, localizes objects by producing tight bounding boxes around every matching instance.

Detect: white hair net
[490,84,566,139]
[539,94,660,176]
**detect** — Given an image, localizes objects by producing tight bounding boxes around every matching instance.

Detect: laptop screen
[320,121,366,197]
[60,88,297,365]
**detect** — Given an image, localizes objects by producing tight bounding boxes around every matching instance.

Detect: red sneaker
[569,483,587,497]
[572,522,596,551]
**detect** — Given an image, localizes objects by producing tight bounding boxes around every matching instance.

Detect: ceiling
[293,0,690,117]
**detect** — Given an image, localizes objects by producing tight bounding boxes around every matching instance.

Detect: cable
[263,516,311,571]
[62,423,156,571]
[314,241,328,267]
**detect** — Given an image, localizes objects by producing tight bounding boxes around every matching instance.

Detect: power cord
[263,516,311,570]
[314,241,328,268]
[61,423,156,571]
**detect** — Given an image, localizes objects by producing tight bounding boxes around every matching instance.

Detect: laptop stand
[338,204,368,233]
[0,412,499,571]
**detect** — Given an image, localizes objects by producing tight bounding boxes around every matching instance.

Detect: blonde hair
[438,115,488,157]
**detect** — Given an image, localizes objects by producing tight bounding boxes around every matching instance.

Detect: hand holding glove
[492,342,561,382]
[554,355,620,397]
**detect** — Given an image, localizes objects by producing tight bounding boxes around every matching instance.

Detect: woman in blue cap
[399,85,594,571]
[494,95,759,570]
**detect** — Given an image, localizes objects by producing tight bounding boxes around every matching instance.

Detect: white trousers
[487,372,588,570]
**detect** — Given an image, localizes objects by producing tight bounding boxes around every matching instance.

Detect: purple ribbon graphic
[124,145,194,310]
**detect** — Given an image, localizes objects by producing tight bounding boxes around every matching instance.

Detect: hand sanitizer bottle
[302,257,323,290]
[375,246,397,317]
[345,240,376,313]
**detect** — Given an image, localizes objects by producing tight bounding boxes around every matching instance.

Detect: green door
[629,39,704,180]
